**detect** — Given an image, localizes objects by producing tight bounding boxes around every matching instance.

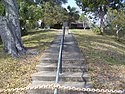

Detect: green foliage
[105,9,125,40]
[75,0,124,33]
[41,2,68,26]
[0,1,4,16]
[76,0,124,12]
[45,0,67,5]
[18,1,43,31]
[18,0,68,30]
[79,13,85,21]
[67,5,80,22]
[91,24,101,35]
[1,0,68,31]
[79,13,90,28]
[27,0,67,5]
[67,6,80,21]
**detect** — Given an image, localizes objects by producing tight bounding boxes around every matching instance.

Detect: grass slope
[0,29,57,93]
[72,29,125,90]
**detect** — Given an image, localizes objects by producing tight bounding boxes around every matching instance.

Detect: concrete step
[40,59,84,65]
[32,71,90,82]
[36,64,87,72]
[39,60,85,67]
[27,33,93,94]
[27,81,93,94]
[40,58,85,63]
[40,58,58,63]
[31,81,87,87]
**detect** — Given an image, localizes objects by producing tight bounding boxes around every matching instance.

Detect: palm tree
[67,5,80,27]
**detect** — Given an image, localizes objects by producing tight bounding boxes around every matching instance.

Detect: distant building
[51,22,90,29]
[70,22,90,29]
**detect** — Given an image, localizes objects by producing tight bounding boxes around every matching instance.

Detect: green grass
[0,29,58,92]
[72,29,125,90]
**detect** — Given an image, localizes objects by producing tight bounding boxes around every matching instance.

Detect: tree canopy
[41,2,68,26]
[27,0,67,5]
[75,0,124,34]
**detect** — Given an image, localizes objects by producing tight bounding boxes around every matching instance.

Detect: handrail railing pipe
[60,27,65,73]
[54,27,65,94]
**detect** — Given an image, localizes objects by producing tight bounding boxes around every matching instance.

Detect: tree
[79,13,89,29]
[75,0,124,34]
[18,0,68,30]
[40,0,67,5]
[19,0,47,30]
[105,9,125,41]
[19,1,30,34]
[67,5,80,27]
[28,0,67,5]
[41,2,68,27]
[0,0,26,57]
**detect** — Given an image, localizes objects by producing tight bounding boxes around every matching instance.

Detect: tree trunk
[0,0,26,57]
[83,21,85,29]
[116,29,120,41]
[100,6,105,35]
[100,16,104,34]
[116,25,122,41]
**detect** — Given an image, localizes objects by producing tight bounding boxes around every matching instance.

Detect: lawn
[72,29,125,90]
[0,29,58,93]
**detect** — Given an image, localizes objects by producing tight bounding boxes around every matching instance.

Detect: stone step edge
[27,81,93,88]
[36,64,86,68]
[31,71,89,78]
[40,58,85,61]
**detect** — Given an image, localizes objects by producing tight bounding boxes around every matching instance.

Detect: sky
[62,0,82,14]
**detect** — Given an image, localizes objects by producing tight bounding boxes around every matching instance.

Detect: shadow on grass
[74,33,125,65]
[27,29,56,36]
[0,29,57,57]
[25,42,51,50]
[23,30,57,55]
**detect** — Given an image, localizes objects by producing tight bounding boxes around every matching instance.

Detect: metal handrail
[54,27,65,94]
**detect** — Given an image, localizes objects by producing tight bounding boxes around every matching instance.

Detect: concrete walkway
[43,33,84,60]
[27,31,93,94]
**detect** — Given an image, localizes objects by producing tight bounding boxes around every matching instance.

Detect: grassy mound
[73,29,125,90]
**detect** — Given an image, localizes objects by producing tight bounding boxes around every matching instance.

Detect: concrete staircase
[27,33,93,94]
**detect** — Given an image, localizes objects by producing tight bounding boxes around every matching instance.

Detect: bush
[91,24,101,35]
